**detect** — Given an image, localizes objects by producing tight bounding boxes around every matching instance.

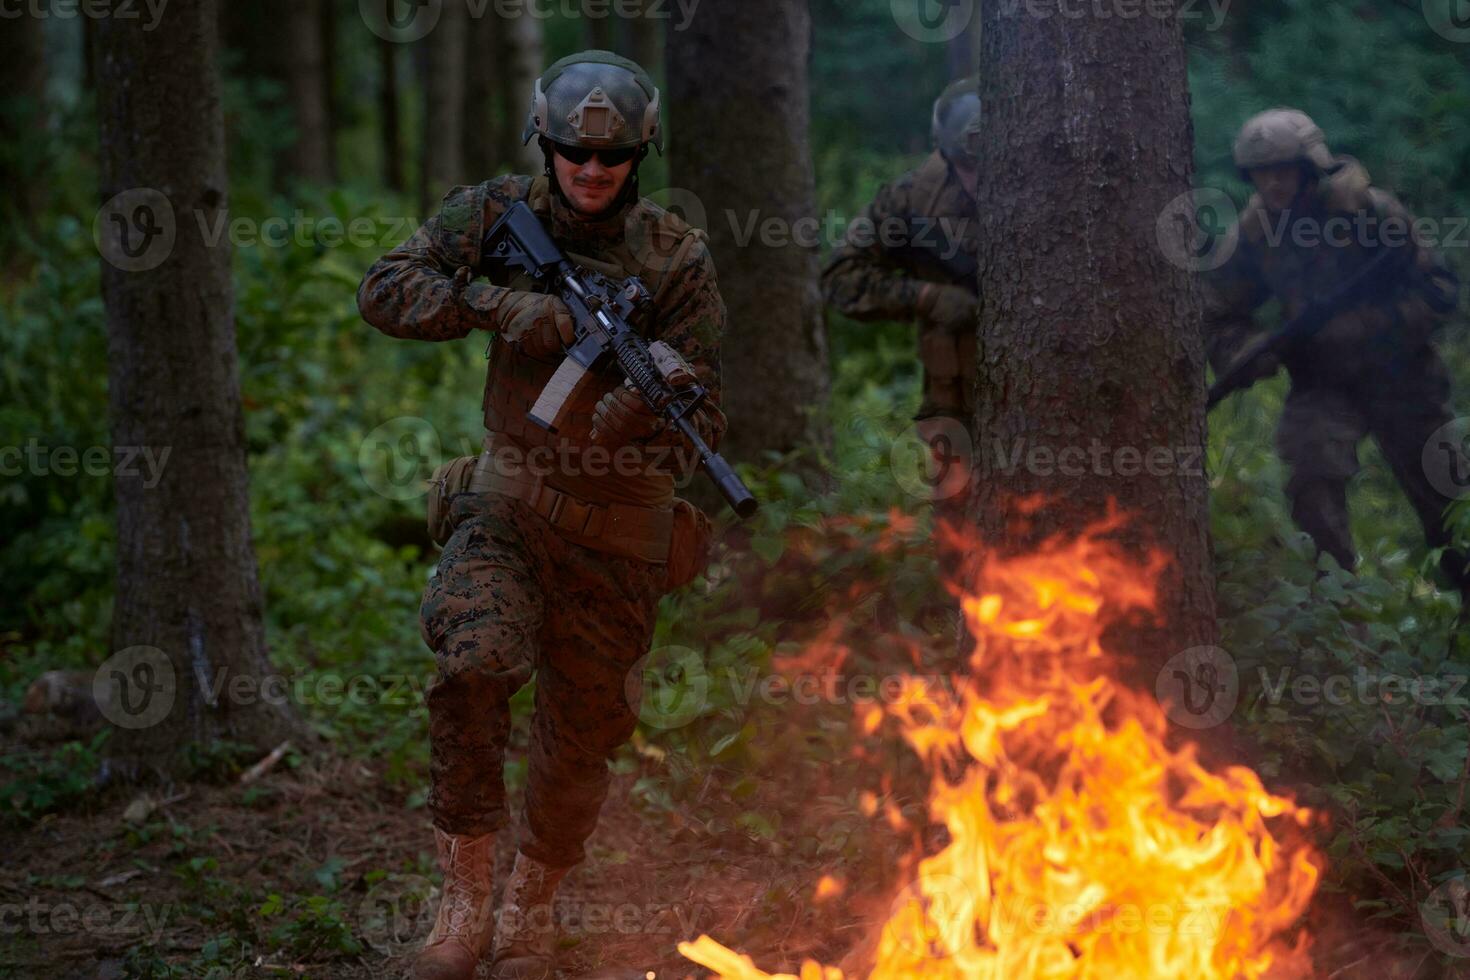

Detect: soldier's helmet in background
[1232,108,1334,179]
[522,50,663,154]
[932,76,982,166]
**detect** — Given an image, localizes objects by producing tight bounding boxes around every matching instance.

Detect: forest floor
[5,711,1468,979]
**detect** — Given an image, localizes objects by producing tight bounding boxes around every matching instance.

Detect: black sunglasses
[551,142,640,168]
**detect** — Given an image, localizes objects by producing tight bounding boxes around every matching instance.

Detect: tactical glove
[917,282,977,334]
[462,278,575,357]
[590,385,666,446]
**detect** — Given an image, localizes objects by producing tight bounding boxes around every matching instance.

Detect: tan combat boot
[411,828,496,980]
[488,851,570,980]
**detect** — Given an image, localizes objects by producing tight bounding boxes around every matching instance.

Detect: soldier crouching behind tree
[357,51,727,980]
[820,77,981,584]
[1203,108,1467,606]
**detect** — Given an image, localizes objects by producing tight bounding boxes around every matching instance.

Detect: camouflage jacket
[1201,157,1460,386]
[358,175,726,508]
[821,151,980,418]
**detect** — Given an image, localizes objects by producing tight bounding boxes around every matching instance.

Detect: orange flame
[681,525,1321,979]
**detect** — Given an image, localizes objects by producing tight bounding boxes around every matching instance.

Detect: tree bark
[320,0,341,181]
[95,0,301,773]
[379,35,405,192]
[282,0,334,184]
[495,10,544,176]
[615,0,662,76]
[666,0,831,468]
[0,9,48,227]
[463,8,499,181]
[970,1,1217,683]
[420,0,467,214]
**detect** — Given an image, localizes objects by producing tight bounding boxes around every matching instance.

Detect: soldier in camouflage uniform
[1203,108,1466,596]
[358,51,726,980]
[821,77,981,572]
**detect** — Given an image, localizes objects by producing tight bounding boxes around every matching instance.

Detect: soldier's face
[1249,163,1304,212]
[553,148,635,216]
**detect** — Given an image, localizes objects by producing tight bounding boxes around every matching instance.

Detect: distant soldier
[821,77,981,570]
[1203,108,1466,598]
[359,52,725,980]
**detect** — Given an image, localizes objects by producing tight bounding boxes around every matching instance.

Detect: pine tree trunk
[495,11,544,176]
[971,1,1217,685]
[379,36,405,192]
[463,10,499,181]
[420,1,467,213]
[0,9,48,227]
[282,0,334,184]
[666,0,830,468]
[614,0,661,76]
[320,0,341,181]
[94,0,302,774]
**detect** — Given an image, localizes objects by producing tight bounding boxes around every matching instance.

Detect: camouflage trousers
[419,492,667,868]
[1277,351,1467,589]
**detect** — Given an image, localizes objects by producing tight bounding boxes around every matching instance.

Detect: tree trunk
[586,13,614,51]
[0,9,48,227]
[379,35,405,192]
[970,0,1217,687]
[420,0,467,214]
[615,0,662,76]
[94,0,301,774]
[282,0,334,184]
[495,11,544,176]
[320,0,341,181]
[666,0,830,468]
[947,13,980,78]
[463,9,499,181]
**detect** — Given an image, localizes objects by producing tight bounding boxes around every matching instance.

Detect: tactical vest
[473,176,707,508]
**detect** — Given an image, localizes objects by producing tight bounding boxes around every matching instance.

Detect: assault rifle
[482,201,757,518]
[893,216,978,292]
[1206,243,1413,411]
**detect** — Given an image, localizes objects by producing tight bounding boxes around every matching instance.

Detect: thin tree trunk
[667,0,831,468]
[947,14,979,78]
[95,0,301,773]
[320,0,340,181]
[496,11,544,176]
[587,13,613,51]
[420,0,467,213]
[971,0,1217,688]
[0,9,48,227]
[615,0,662,76]
[463,9,499,180]
[282,0,333,184]
[379,35,405,192]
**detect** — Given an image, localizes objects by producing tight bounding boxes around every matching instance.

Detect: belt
[468,454,673,564]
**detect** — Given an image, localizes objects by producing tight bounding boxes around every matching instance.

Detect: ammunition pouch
[427,455,480,546]
[666,497,713,590]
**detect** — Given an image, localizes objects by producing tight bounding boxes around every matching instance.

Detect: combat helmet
[522,50,662,154]
[932,76,982,165]
[1232,108,1334,180]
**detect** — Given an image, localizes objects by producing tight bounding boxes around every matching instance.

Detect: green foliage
[0,732,108,825]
